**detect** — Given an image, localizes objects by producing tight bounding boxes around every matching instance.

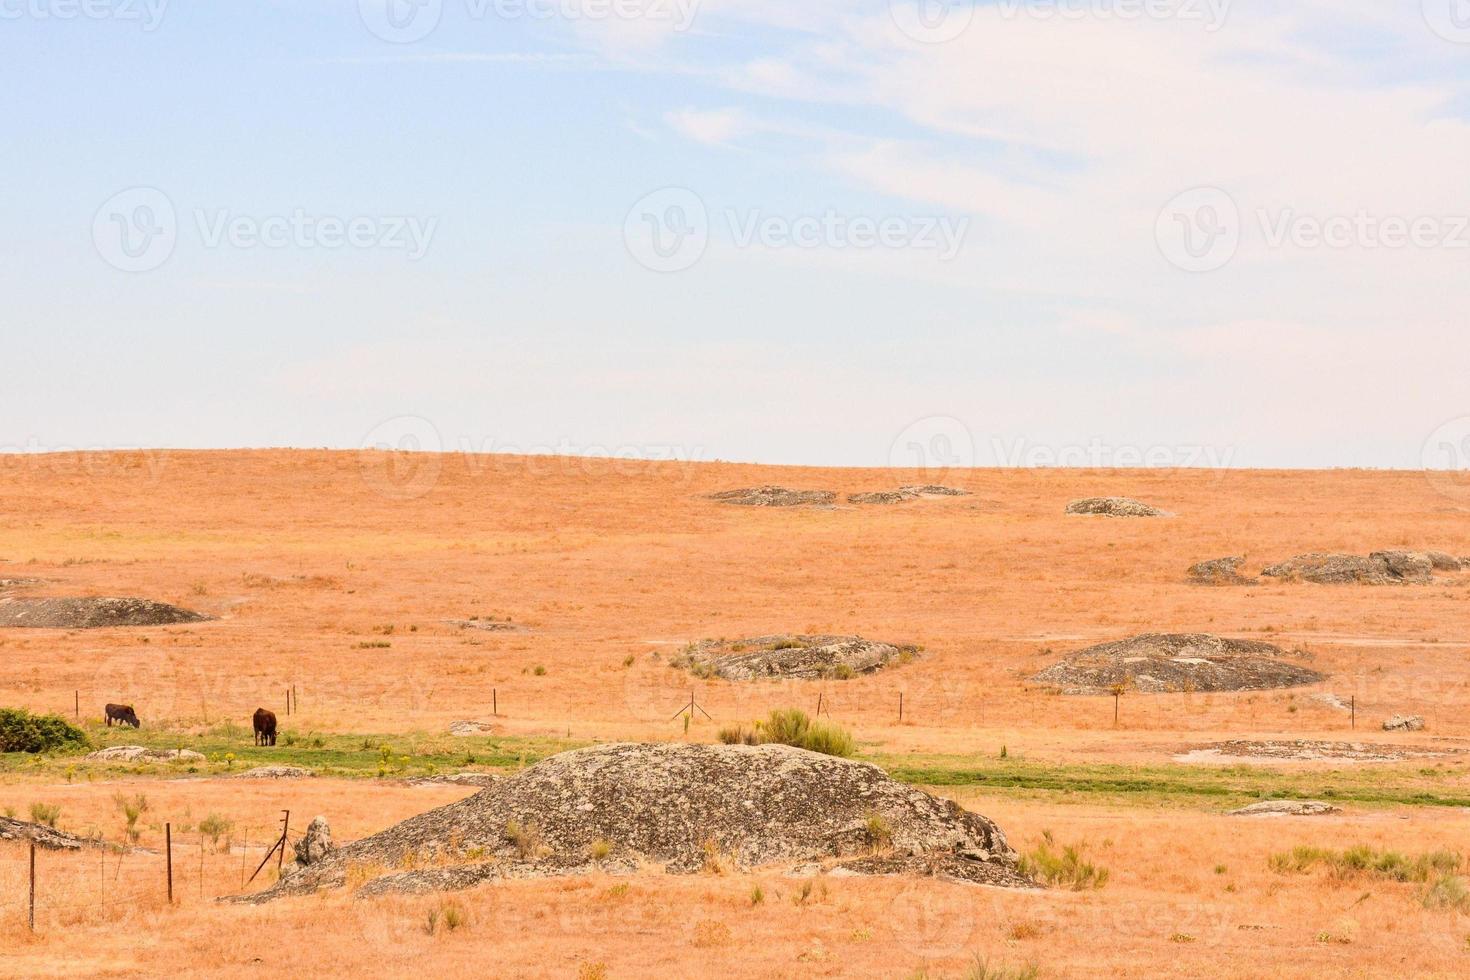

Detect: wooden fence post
[899,692,904,722]
[165,823,173,904]
[493,688,498,717]
[28,843,35,932]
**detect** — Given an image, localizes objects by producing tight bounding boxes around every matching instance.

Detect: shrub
[717,725,759,746]
[1020,831,1109,890]
[865,812,893,851]
[965,958,1040,980]
[1422,874,1470,912]
[199,813,233,850]
[505,820,543,859]
[1269,845,1462,884]
[752,709,856,758]
[29,802,61,828]
[0,709,88,754]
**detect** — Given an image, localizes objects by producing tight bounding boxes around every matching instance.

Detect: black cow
[252,708,277,746]
[105,703,140,728]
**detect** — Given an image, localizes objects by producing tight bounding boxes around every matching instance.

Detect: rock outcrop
[294,816,336,866]
[1032,633,1323,694]
[708,487,836,508]
[0,596,210,629]
[248,743,1030,901]
[1383,715,1426,732]
[1187,556,1254,586]
[84,746,206,763]
[1227,800,1341,817]
[676,635,917,681]
[1064,497,1166,517]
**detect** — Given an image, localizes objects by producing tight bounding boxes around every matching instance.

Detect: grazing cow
[253,708,277,746]
[105,703,140,728]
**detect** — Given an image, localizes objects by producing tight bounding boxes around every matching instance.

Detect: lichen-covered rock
[294,816,336,866]
[708,487,836,508]
[1064,497,1166,517]
[0,816,105,851]
[1425,552,1463,572]
[848,490,920,505]
[676,635,916,681]
[1383,714,1426,732]
[1261,552,1435,585]
[1227,800,1341,817]
[248,743,1030,901]
[0,596,210,629]
[1032,633,1323,694]
[235,765,314,779]
[899,485,969,497]
[1188,557,1254,586]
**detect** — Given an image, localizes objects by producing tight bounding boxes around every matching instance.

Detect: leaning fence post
[493,688,498,717]
[165,823,173,904]
[28,843,36,932]
[898,692,904,722]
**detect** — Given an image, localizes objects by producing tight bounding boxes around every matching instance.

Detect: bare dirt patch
[1065,497,1166,517]
[249,742,1029,901]
[708,486,836,508]
[674,634,917,681]
[0,596,210,629]
[1032,633,1323,694]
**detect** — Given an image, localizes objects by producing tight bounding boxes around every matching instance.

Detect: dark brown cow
[252,708,277,746]
[105,703,140,728]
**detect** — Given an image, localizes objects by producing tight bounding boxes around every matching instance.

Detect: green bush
[719,709,856,758]
[0,708,89,754]
[1020,830,1110,890]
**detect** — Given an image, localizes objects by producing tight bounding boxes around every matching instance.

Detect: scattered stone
[1178,740,1455,763]
[294,817,336,867]
[1188,557,1254,586]
[848,490,919,505]
[1426,552,1463,572]
[445,619,528,634]
[0,578,44,591]
[84,746,206,763]
[449,720,499,737]
[247,742,1030,902]
[1383,715,1426,732]
[235,765,314,779]
[1260,552,1441,585]
[1227,800,1341,817]
[0,816,105,851]
[899,485,970,497]
[0,596,211,629]
[708,487,837,508]
[1032,633,1323,694]
[406,773,498,788]
[1065,497,1166,517]
[675,635,917,681]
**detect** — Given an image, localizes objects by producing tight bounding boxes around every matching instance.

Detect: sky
[2,0,1469,471]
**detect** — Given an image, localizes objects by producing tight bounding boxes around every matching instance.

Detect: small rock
[1383,715,1426,732]
[235,765,314,779]
[85,746,206,763]
[294,816,336,866]
[1065,497,1166,517]
[1228,800,1341,817]
[449,720,499,737]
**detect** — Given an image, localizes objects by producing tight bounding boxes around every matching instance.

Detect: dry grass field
[3,450,1470,978]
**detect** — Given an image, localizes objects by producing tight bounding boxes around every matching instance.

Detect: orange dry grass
[3,451,1470,977]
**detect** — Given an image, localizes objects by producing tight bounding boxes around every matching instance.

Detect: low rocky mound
[0,578,44,591]
[1383,714,1426,732]
[249,743,1029,901]
[1178,740,1458,763]
[900,485,969,497]
[1261,551,1446,585]
[1228,800,1340,817]
[1065,497,1166,517]
[1187,557,1254,586]
[445,618,528,634]
[0,816,105,852]
[234,765,314,779]
[675,635,916,681]
[0,596,210,629]
[1032,633,1323,694]
[85,746,206,763]
[405,773,498,788]
[708,486,836,508]
[849,490,916,505]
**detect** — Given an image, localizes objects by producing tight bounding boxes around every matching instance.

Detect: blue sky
[3,1,1469,470]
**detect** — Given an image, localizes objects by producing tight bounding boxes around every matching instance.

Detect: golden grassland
[2,450,1470,977]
